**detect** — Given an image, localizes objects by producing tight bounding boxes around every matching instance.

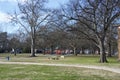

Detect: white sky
[0,0,69,33]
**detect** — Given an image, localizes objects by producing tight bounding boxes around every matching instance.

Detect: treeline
[0,24,117,56]
[2,0,120,62]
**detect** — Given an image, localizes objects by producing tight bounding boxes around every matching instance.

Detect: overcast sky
[0,0,69,33]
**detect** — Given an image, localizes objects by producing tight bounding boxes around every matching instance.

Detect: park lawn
[0,64,120,80]
[0,53,120,68]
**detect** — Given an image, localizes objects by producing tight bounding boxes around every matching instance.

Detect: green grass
[0,53,120,80]
[0,53,120,68]
[0,64,120,80]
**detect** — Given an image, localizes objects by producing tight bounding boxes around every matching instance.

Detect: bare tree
[11,0,49,56]
[62,0,120,62]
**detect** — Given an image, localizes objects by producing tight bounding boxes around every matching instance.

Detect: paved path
[0,61,120,74]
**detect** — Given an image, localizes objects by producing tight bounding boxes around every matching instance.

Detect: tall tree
[62,0,120,62]
[12,0,49,56]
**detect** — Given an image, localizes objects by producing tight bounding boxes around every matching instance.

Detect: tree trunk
[108,42,112,57]
[30,27,36,57]
[43,48,46,55]
[99,40,108,63]
[51,45,54,54]
[81,47,85,54]
[73,47,77,56]
[31,37,36,57]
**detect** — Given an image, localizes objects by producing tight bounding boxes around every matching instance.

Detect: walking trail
[0,61,120,74]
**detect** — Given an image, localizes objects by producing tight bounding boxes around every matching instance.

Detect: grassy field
[0,53,120,80]
[0,53,120,68]
[0,64,120,80]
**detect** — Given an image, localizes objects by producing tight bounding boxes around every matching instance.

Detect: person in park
[11,48,16,56]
